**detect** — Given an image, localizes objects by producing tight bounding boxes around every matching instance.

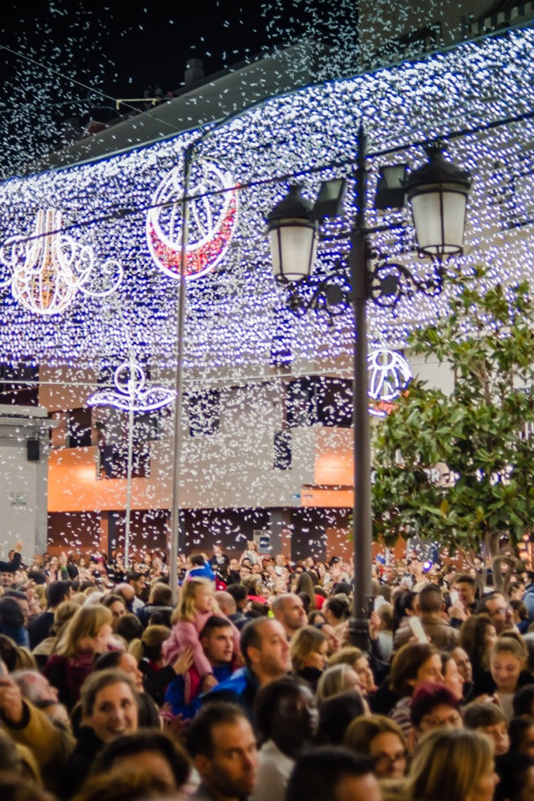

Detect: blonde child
[163,577,239,684]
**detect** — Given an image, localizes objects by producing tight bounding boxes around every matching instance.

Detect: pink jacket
[162,610,240,677]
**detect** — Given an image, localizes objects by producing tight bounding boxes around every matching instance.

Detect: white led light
[0,209,123,316]
[147,160,239,281]
[368,349,412,417]
[86,361,175,412]
[0,27,532,370]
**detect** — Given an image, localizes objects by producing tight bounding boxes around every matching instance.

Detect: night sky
[0,1,297,175]
[2,1,278,97]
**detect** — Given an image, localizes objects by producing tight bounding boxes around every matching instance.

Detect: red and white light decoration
[146,160,238,281]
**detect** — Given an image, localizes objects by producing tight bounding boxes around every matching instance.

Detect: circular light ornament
[367,348,412,417]
[147,159,238,280]
[404,143,471,259]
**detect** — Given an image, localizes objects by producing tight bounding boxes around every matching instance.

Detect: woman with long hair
[316,663,364,704]
[294,572,318,611]
[61,669,139,799]
[459,614,498,684]
[290,626,328,691]
[405,728,497,801]
[44,604,114,709]
[472,635,534,719]
[388,642,443,740]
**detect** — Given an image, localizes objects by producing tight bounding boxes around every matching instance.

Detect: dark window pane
[274,430,292,470]
[189,389,220,437]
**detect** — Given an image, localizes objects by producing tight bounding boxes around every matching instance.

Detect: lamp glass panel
[269,223,317,282]
[441,191,467,252]
[410,190,443,251]
[410,186,467,254]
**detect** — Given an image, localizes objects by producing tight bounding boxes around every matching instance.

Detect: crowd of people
[0,539,533,801]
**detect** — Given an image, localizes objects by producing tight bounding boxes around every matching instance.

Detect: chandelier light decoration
[86,361,175,412]
[146,160,239,281]
[0,209,123,316]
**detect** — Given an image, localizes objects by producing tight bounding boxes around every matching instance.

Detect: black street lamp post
[267,126,471,651]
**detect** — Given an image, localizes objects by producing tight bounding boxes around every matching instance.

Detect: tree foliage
[372,269,534,580]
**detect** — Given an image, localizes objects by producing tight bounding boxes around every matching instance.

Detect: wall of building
[0,410,53,559]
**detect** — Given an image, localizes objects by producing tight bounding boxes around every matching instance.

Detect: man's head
[477,592,511,634]
[409,557,423,577]
[214,591,237,617]
[127,572,146,598]
[47,580,72,609]
[0,572,14,589]
[11,670,59,704]
[418,584,443,616]
[226,583,247,612]
[287,748,381,801]
[454,575,476,607]
[149,583,172,606]
[382,566,396,585]
[187,702,258,799]
[3,591,30,625]
[271,593,307,636]
[240,619,291,683]
[200,617,235,667]
[116,583,135,604]
[254,678,318,753]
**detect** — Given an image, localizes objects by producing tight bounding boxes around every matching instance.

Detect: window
[286,377,352,428]
[189,390,220,437]
[0,362,39,406]
[286,378,319,427]
[67,408,92,448]
[274,430,292,470]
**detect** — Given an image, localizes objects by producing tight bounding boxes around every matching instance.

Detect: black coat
[0,551,21,573]
[469,668,534,701]
[60,726,104,800]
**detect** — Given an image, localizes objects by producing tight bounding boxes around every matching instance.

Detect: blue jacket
[524,585,534,621]
[188,563,216,581]
[201,667,259,720]
[165,663,233,720]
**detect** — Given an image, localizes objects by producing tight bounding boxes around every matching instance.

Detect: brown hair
[406,729,492,801]
[56,605,112,658]
[389,642,438,697]
[459,614,495,671]
[290,626,327,672]
[80,669,136,717]
[344,714,407,755]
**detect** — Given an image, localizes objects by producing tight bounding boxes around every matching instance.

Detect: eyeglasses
[373,752,407,767]
[420,713,462,728]
[488,606,509,617]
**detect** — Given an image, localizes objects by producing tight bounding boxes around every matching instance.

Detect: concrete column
[269,508,292,558]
